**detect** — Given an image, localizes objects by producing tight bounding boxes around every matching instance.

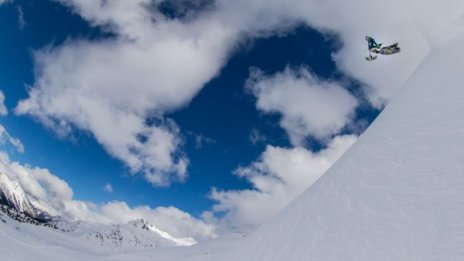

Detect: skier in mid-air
[365,36,400,61]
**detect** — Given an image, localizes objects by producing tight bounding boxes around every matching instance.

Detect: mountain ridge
[0,172,197,252]
[0,172,38,218]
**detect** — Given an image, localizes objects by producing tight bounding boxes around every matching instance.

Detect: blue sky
[0,0,389,239]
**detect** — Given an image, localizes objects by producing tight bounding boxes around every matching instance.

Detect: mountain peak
[0,172,38,218]
[127,218,198,246]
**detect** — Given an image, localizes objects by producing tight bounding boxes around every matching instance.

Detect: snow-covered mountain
[0,172,38,218]
[128,218,197,246]
[64,218,197,250]
[0,172,196,254]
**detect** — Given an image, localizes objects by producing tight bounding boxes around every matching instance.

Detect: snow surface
[0,211,244,261]
[139,219,198,246]
[66,218,196,250]
[2,10,464,261]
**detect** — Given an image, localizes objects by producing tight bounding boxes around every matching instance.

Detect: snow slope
[0,210,244,261]
[69,218,197,250]
[0,212,103,261]
[222,33,464,260]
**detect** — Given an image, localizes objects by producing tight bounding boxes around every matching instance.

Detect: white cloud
[0,90,7,116]
[205,135,357,233]
[16,0,464,187]
[0,152,216,241]
[247,67,358,145]
[103,183,113,193]
[0,125,24,153]
[16,5,25,30]
[15,1,237,186]
[99,202,216,241]
[0,93,23,153]
[215,0,464,107]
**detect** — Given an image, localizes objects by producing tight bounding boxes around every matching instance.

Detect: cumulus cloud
[247,67,358,145]
[99,202,216,241]
[205,135,357,232]
[0,152,216,241]
[16,0,464,187]
[214,0,464,107]
[15,0,237,186]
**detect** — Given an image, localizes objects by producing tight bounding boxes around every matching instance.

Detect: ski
[366,55,377,61]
